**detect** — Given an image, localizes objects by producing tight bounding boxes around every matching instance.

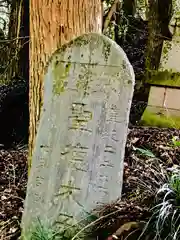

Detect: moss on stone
[73,36,90,47]
[102,39,111,62]
[146,70,180,87]
[162,41,172,63]
[61,33,95,51]
[52,61,71,95]
[50,33,115,95]
[141,108,180,129]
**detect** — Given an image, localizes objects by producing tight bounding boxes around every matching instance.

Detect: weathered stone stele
[22,33,135,237]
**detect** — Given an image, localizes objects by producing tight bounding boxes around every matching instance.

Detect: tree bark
[145,0,162,74]
[29,0,102,169]
[145,0,172,76]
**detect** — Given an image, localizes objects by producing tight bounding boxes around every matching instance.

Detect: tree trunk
[145,0,172,76]
[145,0,162,74]
[29,0,102,169]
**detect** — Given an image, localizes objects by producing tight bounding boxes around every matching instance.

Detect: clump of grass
[22,218,86,240]
[28,220,55,240]
[22,215,93,240]
[139,171,180,240]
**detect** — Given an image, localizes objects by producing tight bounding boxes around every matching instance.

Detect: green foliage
[172,136,180,147]
[140,172,180,240]
[0,77,9,85]
[170,173,180,204]
[134,147,156,158]
[22,219,55,240]
[22,220,85,240]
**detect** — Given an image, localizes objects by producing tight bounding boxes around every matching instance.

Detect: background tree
[0,0,29,81]
[0,0,10,76]
[29,0,102,169]
[0,0,29,149]
[145,0,172,75]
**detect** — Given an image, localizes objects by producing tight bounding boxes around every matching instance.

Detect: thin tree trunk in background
[18,0,29,81]
[7,0,29,80]
[29,0,102,170]
[7,0,21,79]
[103,0,119,33]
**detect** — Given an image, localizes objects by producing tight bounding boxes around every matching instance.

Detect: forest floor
[0,127,180,240]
